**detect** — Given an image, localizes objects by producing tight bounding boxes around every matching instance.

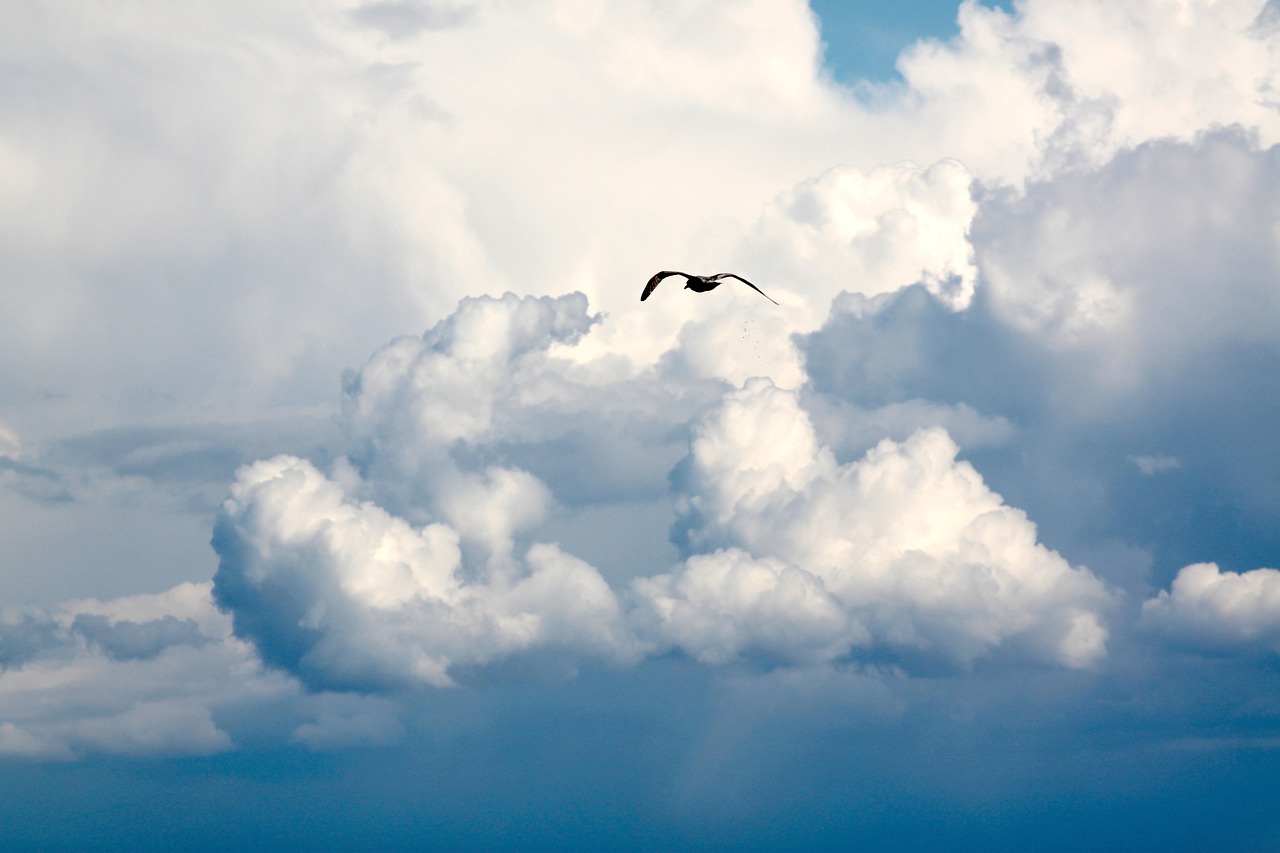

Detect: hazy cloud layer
[0,582,403,759]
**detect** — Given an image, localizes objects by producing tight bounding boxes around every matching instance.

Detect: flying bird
[641,271,779,305]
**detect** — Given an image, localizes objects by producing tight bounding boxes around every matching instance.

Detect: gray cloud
[71,614,207,661]
[0,611,63,670]
[0,455,71,504]
[798,131,1280,594]
[350,1,477,38]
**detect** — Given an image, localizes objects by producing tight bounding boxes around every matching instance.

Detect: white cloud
[741,159,978,311]
[5,0,1280,776]
[212,454,638,690]
[1142,562,1280,649]
[631,548,863,666]
[651,379,1112,668]
[890,0,1280,183]
[976,131,1280,365]
[201,281,1119,688]
[341,292,599,456]
[336,291,722,512]
[6,0,1280,444]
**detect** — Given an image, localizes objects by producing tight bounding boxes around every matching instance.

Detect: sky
[3,0,1280,849]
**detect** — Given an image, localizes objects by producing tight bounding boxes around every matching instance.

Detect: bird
[641,271,779,305]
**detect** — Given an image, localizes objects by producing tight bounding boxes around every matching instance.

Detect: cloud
[289,691,404,748]
[803,394,1015,461]
[0,611,61,670]
[798,128,1280,589]
[1130,455,1180,476]
[341,291,599,454]
[741,158,979,311]
[1142,563,1280,650]
[0,581,418,759]
[631,548,863,666]
[338,291,727,511]
[70,614,207,662]
[976,130,1280,363]
[209,291,712,692]
[212,454,638,691]
[201,284,1121,692]
[3,3,1280,813]
[888,0,1280,183]
[0,443,71,505]
[350,1,477,39]
[6,0,1280,447]
[657,379,1111,668]
[0,584,247,759]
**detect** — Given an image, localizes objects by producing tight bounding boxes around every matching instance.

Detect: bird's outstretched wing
[711,273,779,305]
[641,270,689,301]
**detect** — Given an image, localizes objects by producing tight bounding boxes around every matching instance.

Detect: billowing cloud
[2,5,1280,823]
[336,291,726,510]
[202,286,1118,689]
[741,158,978,311]
[801,128,1280,589]
[889,0,1280,183]
[1142,563,1280,650]
[653,379,1111,668]
[212,454,638,691]
[631,548,862,666]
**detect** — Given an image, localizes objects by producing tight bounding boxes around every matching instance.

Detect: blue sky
[812,0,1015,82]
[3,1,1280,849]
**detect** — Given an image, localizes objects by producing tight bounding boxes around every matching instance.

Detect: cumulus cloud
[7,0,1280,781]
[338,291,729,512]
[0,611,61,670]
[889,0,1280,183]
[212,454,638,691]
[209,292,701,692]
[976,130,1280,363]
[1142,563,1280,650]
[800,128,1280,588]
[198,283,1123,692]
[70,614,207,661]
[7,0,1280,442]
[631,548,863,666]
[803,395,1015,462]
[340,291,601,460]
[654,379,1111,668]
[742,158,978,311]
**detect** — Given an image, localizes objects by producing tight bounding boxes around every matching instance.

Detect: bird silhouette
[641,271,778,305]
